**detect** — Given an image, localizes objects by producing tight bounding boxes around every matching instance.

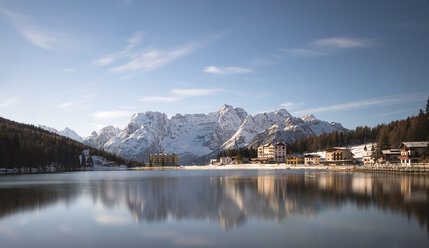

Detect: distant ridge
[39,125,83,142]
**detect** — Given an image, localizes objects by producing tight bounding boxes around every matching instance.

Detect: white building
[209,159,218,165]
[220,157,232,165]
[399,141,428,166]
[362,155,374,165]
[257,142,287,163]
[304,154,321,165]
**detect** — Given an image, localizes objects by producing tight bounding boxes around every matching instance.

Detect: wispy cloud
[312,38,373,49]
[138,96,181,103]
[281,48,323,56]
[393,21,425,31]
[138,88,223,103]
[203,66,252,75]
[55,93,93,110]
[0,99,14,107]
[93,31,144,66]
[111,41,201,72]
[283,37,375,57]
[292,93,427,115]
[170,88,222,96]
[62,67,75,72]
[56,102,73,108]
[93,110,132,119]
[94,31,222,72]
[280,102,305,110]
[0,7,80,50]
[371,108,417,118]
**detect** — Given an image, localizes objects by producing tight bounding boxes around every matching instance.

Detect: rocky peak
[301,115,317,122]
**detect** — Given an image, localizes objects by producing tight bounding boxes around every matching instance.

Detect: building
[286,154,304,165]
[398,142,428,166]
[219,157,232,165]
[362,155,374,165]
[150,153,178,166]
[80,149,93,166]
[304,154,321,165]
[323,147,354,165]
[231,156,249,164]
[257,142,287,163]
[381,149,401,164]
[209,159,218,165]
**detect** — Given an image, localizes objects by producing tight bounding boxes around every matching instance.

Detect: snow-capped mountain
[83,104,346,164]
[246,114,345,148]
[83,125,122,148]
[39,125,83,142]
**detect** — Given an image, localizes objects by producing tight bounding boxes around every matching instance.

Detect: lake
[0,170,428,248]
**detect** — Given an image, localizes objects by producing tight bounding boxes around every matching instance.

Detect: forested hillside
[287,98,429,156]
[0,117,143,169]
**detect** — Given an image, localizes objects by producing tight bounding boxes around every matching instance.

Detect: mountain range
[78,104,346,164]
[39,125,83,142]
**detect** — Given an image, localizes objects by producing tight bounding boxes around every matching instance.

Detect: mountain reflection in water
[0,171,429,234]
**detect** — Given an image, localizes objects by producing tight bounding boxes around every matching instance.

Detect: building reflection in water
[0,172,429,234]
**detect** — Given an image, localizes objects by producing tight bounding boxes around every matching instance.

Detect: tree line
[287,98,429,157]
[0,117,143,169]
[216,147,258,162]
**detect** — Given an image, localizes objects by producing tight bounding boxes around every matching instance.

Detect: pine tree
[425,97,429,114]
[81,153,86,166]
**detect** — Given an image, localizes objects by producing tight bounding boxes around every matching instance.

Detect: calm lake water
[0,170,428,248]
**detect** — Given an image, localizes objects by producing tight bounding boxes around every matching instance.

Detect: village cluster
[209,141,429,167]
[83,141,428,168]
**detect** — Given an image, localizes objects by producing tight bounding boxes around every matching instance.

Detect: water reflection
[1,171,429,234]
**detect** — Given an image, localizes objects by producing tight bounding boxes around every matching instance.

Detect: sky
[0,0,428,137]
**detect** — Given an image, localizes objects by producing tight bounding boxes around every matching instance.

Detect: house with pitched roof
[398,141,429,166]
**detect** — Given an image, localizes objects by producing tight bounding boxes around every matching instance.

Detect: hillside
[0,117,142,169]
[286,99,429,157]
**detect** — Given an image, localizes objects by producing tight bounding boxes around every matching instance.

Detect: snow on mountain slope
[222,109,291,149]
[39,125,83,142]
[83,125,122,148]
[83,104,346,164]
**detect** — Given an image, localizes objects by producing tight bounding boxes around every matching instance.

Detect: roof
[399,141,429,149]
[382,149,401,155]
[150,153,178,156]
[259,142,286,147]
[325,147,351,152]
[288,154,304,158]
[304,154,321,158]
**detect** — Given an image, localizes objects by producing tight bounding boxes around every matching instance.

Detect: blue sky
[0,0,428,137]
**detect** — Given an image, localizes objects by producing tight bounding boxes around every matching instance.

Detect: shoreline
[132,164,355,171]
[132,163,429,174]
[3,163,429,175]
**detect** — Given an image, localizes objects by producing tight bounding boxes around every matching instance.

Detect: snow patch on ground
[91,156,127,170]
[304,143,374,159]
